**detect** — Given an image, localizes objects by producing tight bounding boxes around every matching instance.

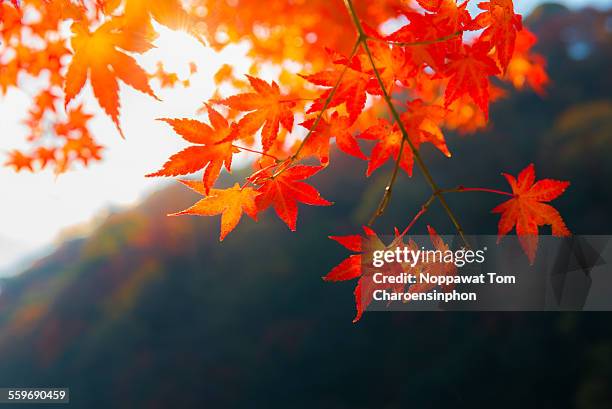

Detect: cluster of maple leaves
[1,0,570,321]
[1,0,196,172]
[329,163,570,320]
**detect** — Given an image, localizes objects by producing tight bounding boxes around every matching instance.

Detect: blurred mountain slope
[0,5,611,409]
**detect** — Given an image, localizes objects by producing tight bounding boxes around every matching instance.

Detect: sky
[0,0,610,276]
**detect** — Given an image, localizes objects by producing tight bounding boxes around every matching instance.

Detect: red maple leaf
[469,0,523,71]
[252,165,332,231]
[444,42,500,117]
[360,100,450,177]
[324,226,383,322]
[492,163,570,263]
[325,225,455,322]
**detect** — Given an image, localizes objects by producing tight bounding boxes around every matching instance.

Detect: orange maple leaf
[302,52,370,121]
[506,28,549,95]
[5,150,33,172]
[64,21,159,137]
[252,165,332,231]
[492,163,570,263]
[147,106,238,194]
[171,181,260,241]
[220,75,295,152]
[299,112,366,164]
[35,147,57,170]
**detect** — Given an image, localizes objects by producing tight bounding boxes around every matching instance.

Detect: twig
[366,31,461,47]
[396,185,514,241]
[292,38,361,160]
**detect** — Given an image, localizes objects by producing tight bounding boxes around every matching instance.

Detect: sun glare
[0,24,253,275]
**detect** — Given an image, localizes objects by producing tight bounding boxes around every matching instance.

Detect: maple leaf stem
[344,0,469,247]
[279,98,317,103]
[442,186,515,197]
[233,144,281,162]
[366,31,462,47]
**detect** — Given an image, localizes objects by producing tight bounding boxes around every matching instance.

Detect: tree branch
[290,38,361,160]
[269,37,361,179]
[343,0,469,246]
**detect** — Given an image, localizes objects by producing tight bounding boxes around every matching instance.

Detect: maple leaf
[0,58,18,95]
[324,226,381,322]
[171,181,260,241]
[492,163,570,263]
[253,165,332,231]
[360,120,414,176]
[360,101,450,177]
[147,106,238,194]
[0,2,22,39]
[324,229,370,283]
[220,75,295,152]
[469,0,522,71]
[401,99,451,157]
[35,147,57,169]
[326,226,421,322]
[302,52,370,121]
[62,134,104,168]
[5,150,33,172]
[54,105,94,137]
[506,28,549,95]
[406,226,457,295]
[358,41,409,93]
[299,111,366,164]
[385,1,469,73]
[444,42,500,118]
[64,21,159,137]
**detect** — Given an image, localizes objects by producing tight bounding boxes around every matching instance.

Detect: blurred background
[1,2,612,408]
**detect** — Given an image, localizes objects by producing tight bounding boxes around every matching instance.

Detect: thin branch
[233,144,281,162]
[343,0,469,246]
[268,38,361,180]
[366,31,461,47]
[447,186,514,197]
[398,194,436,239]
[289,38,361,161]
[395,185,515,243]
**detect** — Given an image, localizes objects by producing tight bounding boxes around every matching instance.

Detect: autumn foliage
[1,0,570,321]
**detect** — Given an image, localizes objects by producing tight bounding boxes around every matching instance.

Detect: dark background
[1,4,611,408]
